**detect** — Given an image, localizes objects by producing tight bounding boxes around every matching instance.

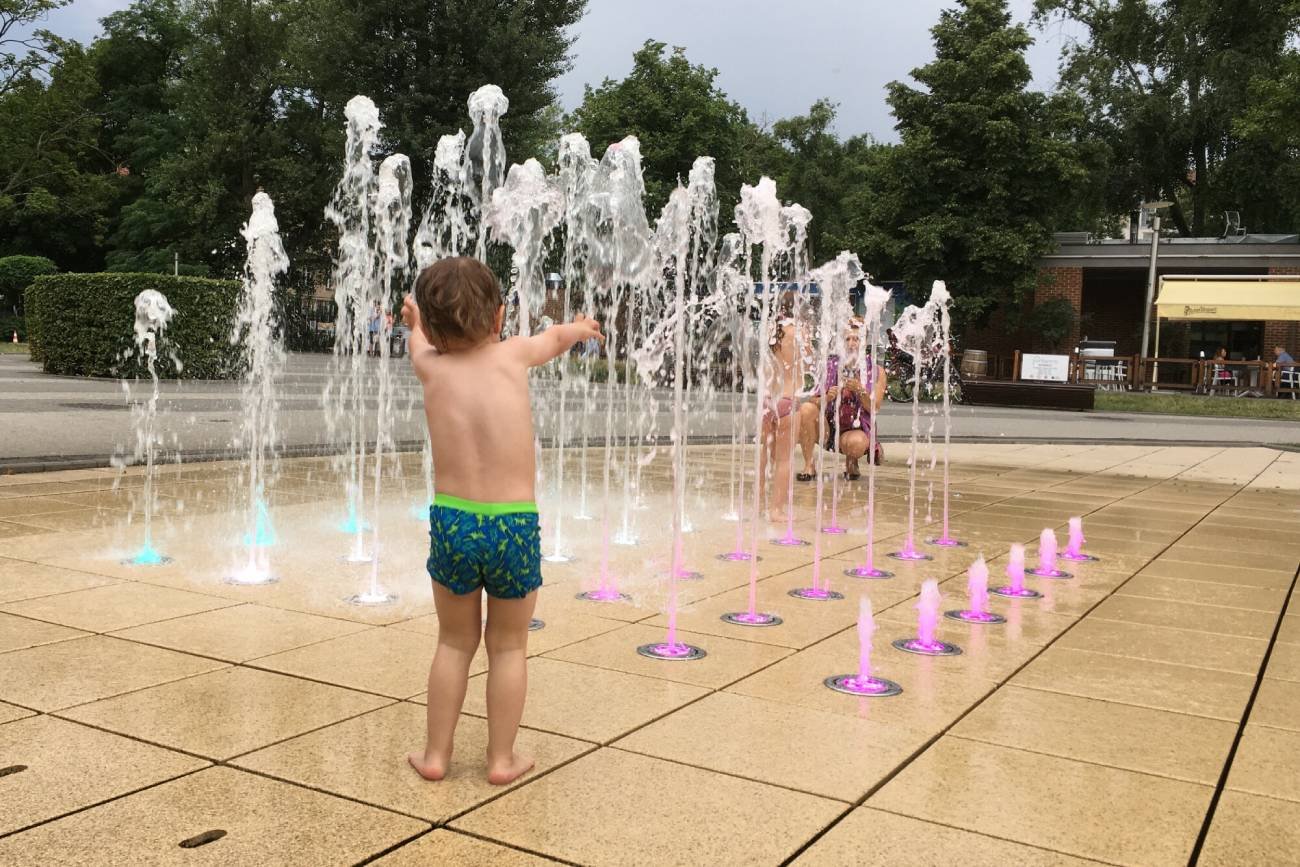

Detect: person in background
[1275,345,1294,365]
[1276,345,1297,394]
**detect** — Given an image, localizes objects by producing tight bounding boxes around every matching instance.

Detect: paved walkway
[0,444,1294,864]
[4,353,1300,470]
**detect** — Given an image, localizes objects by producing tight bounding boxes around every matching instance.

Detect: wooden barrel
[960,349,988,379]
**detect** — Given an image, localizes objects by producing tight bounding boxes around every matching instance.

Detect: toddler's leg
[483,590,538,785]
[409,583,480,781]
[768,413,795,521]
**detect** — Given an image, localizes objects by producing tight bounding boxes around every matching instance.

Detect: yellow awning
[1156,279,1300,321]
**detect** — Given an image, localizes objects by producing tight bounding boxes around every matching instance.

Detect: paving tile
[452,748,843,866]
[0,715,207,835]
[0,558,118,603]
[1199,791,1300,867]
[110,603,371,662]
[951,685,1235,785]
[1089,594,1278,639]
[1012,646,1255,722]
[0,635,225,711]
[1,582,236,633]
[869,737,1211,866]
[1054,618,1269,676]
[0,700,35,724]
[791,807,1102,866]
[1137,560,1292,591]
[389,607,627,658]
[1226,724,1300,804]
[234,702,589,823]
[62,666,390,759]
[1249,678,1300,733]
[1117,573,1287,612]
[453,657,706,743]
[543,623,791,690]
[0,497,87,518]
[0,611,88,653]
[1264,640,1300,683]
[616,691,931,801]
[252,626,471,698]
[370,830,560,866]
[0,766,427,865]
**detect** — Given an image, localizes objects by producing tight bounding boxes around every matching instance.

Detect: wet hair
[770,290,797,353]
[413,257,502,347]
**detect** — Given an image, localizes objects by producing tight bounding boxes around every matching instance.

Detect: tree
[770,100,881,262]
[852,0,1084,324]
[571,41,755,220]
[0,40,117,269]
[287,0,585,191]
[0,0,70,96]
[1034,0,1300,236]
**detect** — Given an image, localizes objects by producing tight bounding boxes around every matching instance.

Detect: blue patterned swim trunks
[427,493,542,600]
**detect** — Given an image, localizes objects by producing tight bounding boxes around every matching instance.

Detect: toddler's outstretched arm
[402,294,438,382]
[511,314,603,368]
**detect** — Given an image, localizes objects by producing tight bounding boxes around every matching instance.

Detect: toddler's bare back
[421,340,536,503]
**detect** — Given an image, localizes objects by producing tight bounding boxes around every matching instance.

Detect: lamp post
[1138,201,1171,389]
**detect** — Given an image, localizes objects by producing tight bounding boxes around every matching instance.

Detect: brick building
[963,234,1300,365]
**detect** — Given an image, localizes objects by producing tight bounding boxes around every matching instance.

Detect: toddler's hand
[573,313,604,343]
[401,294,419,329]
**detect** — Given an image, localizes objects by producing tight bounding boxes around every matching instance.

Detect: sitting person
[796,321,886,481]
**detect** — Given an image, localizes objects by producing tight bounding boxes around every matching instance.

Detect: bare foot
[486,752,534,785]
[407,750,447,781]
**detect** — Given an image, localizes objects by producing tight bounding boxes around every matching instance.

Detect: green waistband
[433,492,538,516]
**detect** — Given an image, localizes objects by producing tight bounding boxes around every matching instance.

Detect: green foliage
[1025,297,1077,351]
[1034,0,1300,236]
[27,272,242,378]
[853,0,1085,326]
[0,0,72,96]
[571,41,754,220]
[0,254,56,314]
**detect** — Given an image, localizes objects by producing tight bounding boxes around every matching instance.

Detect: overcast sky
[23,0,1079,141]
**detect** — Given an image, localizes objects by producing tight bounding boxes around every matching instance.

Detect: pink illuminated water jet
[992,542,1042,599]
[945,556,1006,624]
[825,596,902,696]
[1028,528,1073,578]
[1061,516,1099,562]
[894,579,962,655]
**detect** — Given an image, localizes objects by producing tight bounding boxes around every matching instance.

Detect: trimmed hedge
[1,255,57,348]
[26,273,243,379]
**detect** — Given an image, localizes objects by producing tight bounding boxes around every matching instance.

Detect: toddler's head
[413,257,503,349]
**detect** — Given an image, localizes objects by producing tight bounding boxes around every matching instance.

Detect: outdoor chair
[1222,211,1247,240]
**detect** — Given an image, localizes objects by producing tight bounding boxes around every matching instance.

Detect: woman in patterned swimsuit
[796,322,886,480]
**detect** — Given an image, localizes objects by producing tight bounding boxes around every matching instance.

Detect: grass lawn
[1095,391,1300,420]
[0,342,29,355]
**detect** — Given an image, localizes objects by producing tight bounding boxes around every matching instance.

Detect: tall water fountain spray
[716,234,759,556]
[772,205,814,549]
[466,85,509,261]
[791,252,858,601]
[123,290,178,566]
[634,161,717,661]
[845,279,895,579]
[324,95,382,554]
[721,178,797,629]
[551,134,598,547]
[577,137,653,604]
[889,303,936,562]
[348,153,413,606]
[925,281,964,548]
[228,191,290,585]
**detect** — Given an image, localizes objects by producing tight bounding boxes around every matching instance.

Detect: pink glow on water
[648,642,692,658]
[916,579,941,646]
[857,596,876,682]
[954,610,1002,623]
[901,638,948,653]
[1062,516,1092,560]
[584,588,625,602]
[1007,543,1027,593]
[720,550,753,561]
[840,675,891,695]
[893,540,929,561]
[848,565,891,578]
[731,611,776,625]
[1037,528,1058,575]
[967,556,990,615]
